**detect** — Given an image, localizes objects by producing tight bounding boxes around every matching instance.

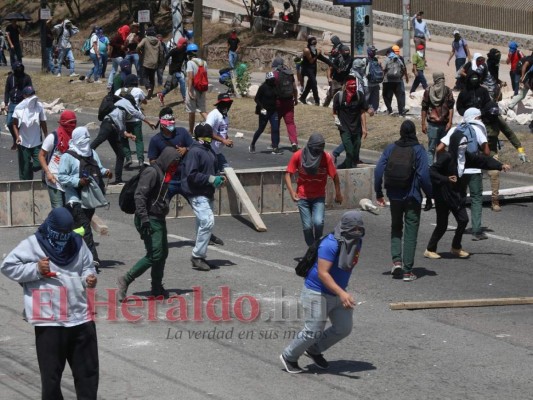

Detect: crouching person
[1,207,99,400]
[280,211,364,373]
[117,147,181,301]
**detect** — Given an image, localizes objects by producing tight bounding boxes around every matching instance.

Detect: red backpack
[193,59,209,92]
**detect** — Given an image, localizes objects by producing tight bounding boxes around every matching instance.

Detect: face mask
[344,228,365,239]
[165,125,176,133]
[218,106,230,116]
[309,145,325,157]
[416,18,422,22]
[417,51,424,57]
[47,226,72,253]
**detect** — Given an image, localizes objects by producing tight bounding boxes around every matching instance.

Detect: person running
[185,43,209,134]
[410,44,428,97]
[3,61,32,150]
[117,147,181,301]
[12,86,48,180]
[157,37,188,106]
[53,19,80,77]
[285,133,343,246]
[446,30,470,90]
[280,211,365,373]
[249,72,282,155]
[5,20,23,66]
[272,57,299,151]
[424,129,510,259]
[1,207,99,400]
[137,27,165,99]
[107,25,129,89]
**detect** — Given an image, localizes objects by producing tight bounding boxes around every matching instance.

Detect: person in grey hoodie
[1,207,98,399]
[53,18,80,77]
[117,146,181,301]
[137,26,164,99]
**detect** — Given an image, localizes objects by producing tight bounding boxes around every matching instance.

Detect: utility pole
[402,0,411,62]
[363,4,373,49]
[40,1,48,73]
[193,0,203,58]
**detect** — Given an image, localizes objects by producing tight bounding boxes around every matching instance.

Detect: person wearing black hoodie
[3,61,32,149]
[425,129,510,259]
[374,120,432,282]
[117,146,181,301]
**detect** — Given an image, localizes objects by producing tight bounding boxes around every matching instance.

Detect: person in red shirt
[285,133,343,246]
[506,41,525,96]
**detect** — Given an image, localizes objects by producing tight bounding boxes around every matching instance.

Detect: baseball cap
[453,30,460,35]
[416,44,425,50]
[194,122,213,139]
[22,86,35,96]
[215,93,233,106]
[271,57,284,68]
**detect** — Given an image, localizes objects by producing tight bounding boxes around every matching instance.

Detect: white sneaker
[69,72,79,77]
[56,73,61,77]
[93,80,102,84]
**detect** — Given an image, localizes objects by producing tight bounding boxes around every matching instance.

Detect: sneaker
[86,77,94,83]
[110,179,124,185]
[117,275,129,302]
[124,159,132,168]
[304,351,329,369]
[249,144,256,154]
[451,248,470,258]
[56,73,61,77]
[266,145,274,151]
[424,250,441,259]
[191,257,211,271]
[391,261,403,279]
[157,92,165,107]
[271,147,284,155]
[472,232,488,241]
[403,272,417,282]
[291,143,299,152]
[209,234,224,246]
[280,354,303,374]
[93,80,102,84]
[69,72,79,77]
[151,283,169,298]
[299,96,307,105]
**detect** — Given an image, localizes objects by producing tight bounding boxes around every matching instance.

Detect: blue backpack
[455,123,479,154]
[367,59,384,84]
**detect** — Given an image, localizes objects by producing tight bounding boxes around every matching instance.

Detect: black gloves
[423,198,433,212]
[140,221,153,238]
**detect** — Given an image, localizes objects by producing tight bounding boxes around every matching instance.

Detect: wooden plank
[224,167,267,232]
[390,297,533,311]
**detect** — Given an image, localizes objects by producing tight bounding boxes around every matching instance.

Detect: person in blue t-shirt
[280,211,364,374]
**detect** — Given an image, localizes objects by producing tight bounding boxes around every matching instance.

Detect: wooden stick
[390,297,533,311]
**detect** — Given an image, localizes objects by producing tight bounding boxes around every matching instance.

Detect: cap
[119,59,131,69]
[392,45,400,55]
[271,57,284,68]
[453,30,460,35]
[416,44,425,50]
[193,122,213,138]
[177,37,188,47]
[22,86,35,96]
[215,93,233,105]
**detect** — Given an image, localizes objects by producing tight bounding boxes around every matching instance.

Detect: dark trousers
[66,203,99,262]
[382,82,405,114]
[91,119,124,181]
[35,321,99,400]
[368,85,380,111]
[301,68,319,104]
[143,67,156,92]
[338,127,361,168]
[455,57,466,89]
[251,111,280,148]
[410,70,428,93]
[427,197,469,252]
[390,199,421,272]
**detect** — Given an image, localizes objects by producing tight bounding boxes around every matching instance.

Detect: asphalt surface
[1,106,533,398]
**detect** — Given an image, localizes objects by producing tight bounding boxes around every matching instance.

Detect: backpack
[454,123,479,154]
[192,59,209,92]
[119,165,161,214]
[367,59,384,84]
[386,58,403,80]
[81,34,93,56]
[275,67,295,99]
[295,232,339,278]
[487,48,501,64]
[41,131,58,183]
[98,92,120,121]
[384,146,415,190]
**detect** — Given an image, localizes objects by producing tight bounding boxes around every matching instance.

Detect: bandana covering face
[69,127,92,157]
[334,211,365,271]
[345,78,358,104]
[302,133,325,175]
[57,110,77,153]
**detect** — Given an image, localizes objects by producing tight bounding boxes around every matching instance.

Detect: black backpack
[275,67,295,99]
[384,145,415,190]
[367,59,384,84]
[119,165,161,214]
[66,150,105,193]
[295,233,339,278]
[97,91,137,122]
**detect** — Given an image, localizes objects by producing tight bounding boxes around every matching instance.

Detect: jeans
[35,322,99,400]
[282,286,353,362]
[107,57,123,87]
[45,47,54,73]
[18,145,41,180]
[162,72,187,99]
[87,53,101,80]
[508,81,531,109]
[390,199,421,272]
[251,111,280,148]
[47,186,65,208]
[455,57,466,89]
[124,53,140,75]
[121,121,144,163]
[464,173,483,235]
[382,82,405,114]
[426,122,447,166]
[125,216,168,285]
[228,51,238,69]
[410,70,428,93]
[427,196,469,252]
[509,70,521,96]
[91,120,125,181]
[56,47,75,75]
[297,197,325,246]
[66,203,98,262]
[190,196,215,258]
[332,143,344,159]
[99,53,108,78]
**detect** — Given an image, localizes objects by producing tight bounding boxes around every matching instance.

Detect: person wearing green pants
[117,146,180,301]
[375,120,433,282]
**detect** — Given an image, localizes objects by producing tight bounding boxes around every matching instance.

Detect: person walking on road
[410,44,428,96]
[185,43,209,134]
[299,36,321,106]
[446,30,470,90]
[137,27,165,99]
[3,61,32,150]
[280,211,365,374]
[374,120,432,282]
[506,41,525,96]
[53,19,80,77]
[5,20,23,66]
[411,11,431,48]
[382,46,408,116]
[157,37,188,106]
[285,133,343,246]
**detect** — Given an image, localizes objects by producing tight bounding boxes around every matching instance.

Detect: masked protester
[447,30,471,91]
[38,110,78,208]
[52,18,80,77]
[300,36,321,106]
[3,61,32,149]
[280,211,364,373]
[206,93,235,171]
[250,72,282,154]
[227,29,240,69]
[1,207,98,399]
[425,130,510,259]
[117,147,181,301]
[157,36,188,106]
[107,25,130,89]
[285,133,343,246]
[181,123,227,271]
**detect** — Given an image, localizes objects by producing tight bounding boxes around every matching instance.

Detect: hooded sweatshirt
[137,35,163,69]
[13,95,47,148]
[134,147,179,223]
[180,141,218,199]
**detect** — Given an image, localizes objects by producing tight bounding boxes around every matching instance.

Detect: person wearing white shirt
[86,28,101,83]
[205,93,233,171]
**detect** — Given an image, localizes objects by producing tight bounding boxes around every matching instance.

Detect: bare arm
[317,258,355,308]
[284,172,298,201]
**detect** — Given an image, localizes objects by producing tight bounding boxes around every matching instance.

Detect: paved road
[1,108,533,398]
